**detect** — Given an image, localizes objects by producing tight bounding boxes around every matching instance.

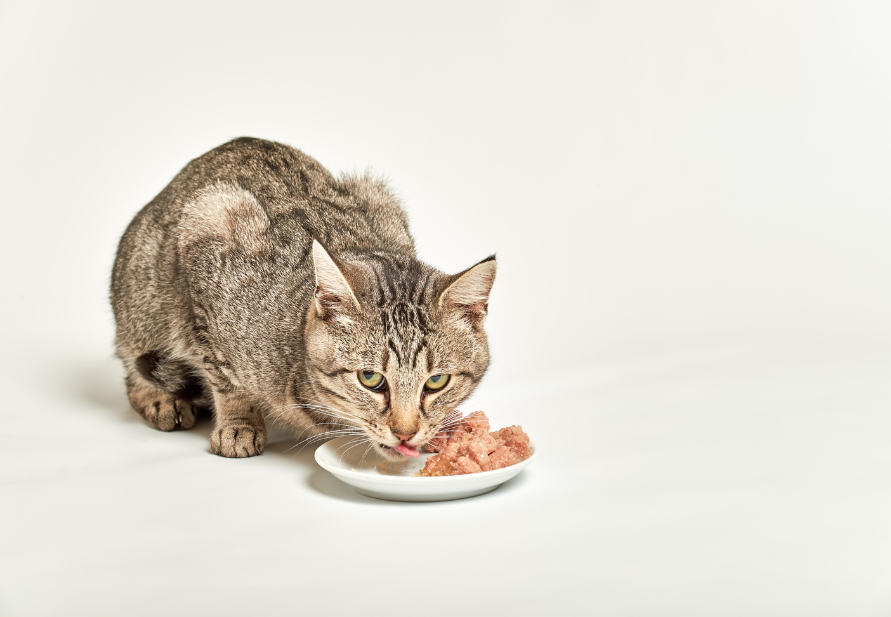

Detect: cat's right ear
[311,240,361,320]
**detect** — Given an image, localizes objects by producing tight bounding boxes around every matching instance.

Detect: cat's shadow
[262,440,384,504]
[67,355,529,505]
[64,355,380,502]
[66,353,139,423]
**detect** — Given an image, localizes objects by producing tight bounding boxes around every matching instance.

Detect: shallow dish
[315,436,537,502]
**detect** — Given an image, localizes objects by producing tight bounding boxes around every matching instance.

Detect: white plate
[315,436,537,502]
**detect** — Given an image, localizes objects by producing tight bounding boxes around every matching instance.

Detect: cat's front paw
[210,425,266,458]
[132,389,198,432]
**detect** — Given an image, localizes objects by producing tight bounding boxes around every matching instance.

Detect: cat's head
[302,240,496,460]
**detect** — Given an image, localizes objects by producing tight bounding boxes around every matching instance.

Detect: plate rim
[315,436,537,484]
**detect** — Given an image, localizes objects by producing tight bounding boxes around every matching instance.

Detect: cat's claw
[210,425,266,458]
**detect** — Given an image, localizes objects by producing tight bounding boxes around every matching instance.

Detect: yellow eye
[424,374,450,391]
[358,370,385,390]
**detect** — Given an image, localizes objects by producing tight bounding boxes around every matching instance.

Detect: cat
[110,137,496,460]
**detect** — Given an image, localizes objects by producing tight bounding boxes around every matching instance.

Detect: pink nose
[393,432,415,442]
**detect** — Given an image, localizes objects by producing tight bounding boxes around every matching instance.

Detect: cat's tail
[135,351,208,403]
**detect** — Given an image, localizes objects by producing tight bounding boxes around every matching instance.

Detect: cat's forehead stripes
[362,253,437,370]
[363,252,437,308]
[380,302,429,369]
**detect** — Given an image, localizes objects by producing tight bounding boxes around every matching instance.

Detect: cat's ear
[312,240,361,319]
[439,255,497,327]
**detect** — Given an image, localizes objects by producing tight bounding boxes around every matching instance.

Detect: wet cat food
[417,411,531,477]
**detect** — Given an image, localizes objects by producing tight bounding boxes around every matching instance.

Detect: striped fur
[111,138,496,459]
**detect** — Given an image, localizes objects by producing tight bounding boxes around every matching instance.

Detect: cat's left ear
[312,239,361,320]
[439,255,497,327]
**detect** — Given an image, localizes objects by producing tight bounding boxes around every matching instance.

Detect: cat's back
[145,137,415,255]
[112,138,418,381]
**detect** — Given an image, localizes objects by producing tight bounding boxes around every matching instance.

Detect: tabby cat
[110,138,496,460]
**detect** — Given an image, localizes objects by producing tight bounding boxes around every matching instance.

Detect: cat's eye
[358,370,386,390]
[424,374,450,391]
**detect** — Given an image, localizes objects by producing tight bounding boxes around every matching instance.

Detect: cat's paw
[210,425,266,458]
[130,387,198,432]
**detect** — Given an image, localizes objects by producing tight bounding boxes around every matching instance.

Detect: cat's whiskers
[288,415,357,430]
[265,408,333,441]
[287,399,364,425]
[289,427,367,453]
[336,436,373,460]
[295,392,383,424]
[286,403,365,428]
[437,413,464,428]
[284,398,396,457]
[293,429,364,448]
[357,442,375,467]
[287,404,368,441]
[438,418,471,430]
[286,400,358,418]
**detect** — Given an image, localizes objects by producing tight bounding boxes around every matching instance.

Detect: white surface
[2,2,891,616]
[315,436,537,502]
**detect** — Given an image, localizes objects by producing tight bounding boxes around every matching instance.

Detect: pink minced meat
[417,411,531,477]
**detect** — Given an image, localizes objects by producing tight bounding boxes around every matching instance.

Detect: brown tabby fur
[111,138,496,459]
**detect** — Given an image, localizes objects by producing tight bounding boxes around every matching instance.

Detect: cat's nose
[393,432,416,442]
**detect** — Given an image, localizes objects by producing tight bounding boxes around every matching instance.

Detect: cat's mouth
[378,442,420,459]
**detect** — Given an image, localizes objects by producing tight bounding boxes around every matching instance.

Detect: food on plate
[417,411,531,477]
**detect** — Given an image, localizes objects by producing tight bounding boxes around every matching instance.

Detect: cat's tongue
[395,443,419,457]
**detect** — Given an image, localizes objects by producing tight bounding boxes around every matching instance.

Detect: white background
[1,2,890,615]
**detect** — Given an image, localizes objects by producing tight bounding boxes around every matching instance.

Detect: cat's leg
[123,351,207,431]
[125,368,200,431]
[209,390,267,458]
